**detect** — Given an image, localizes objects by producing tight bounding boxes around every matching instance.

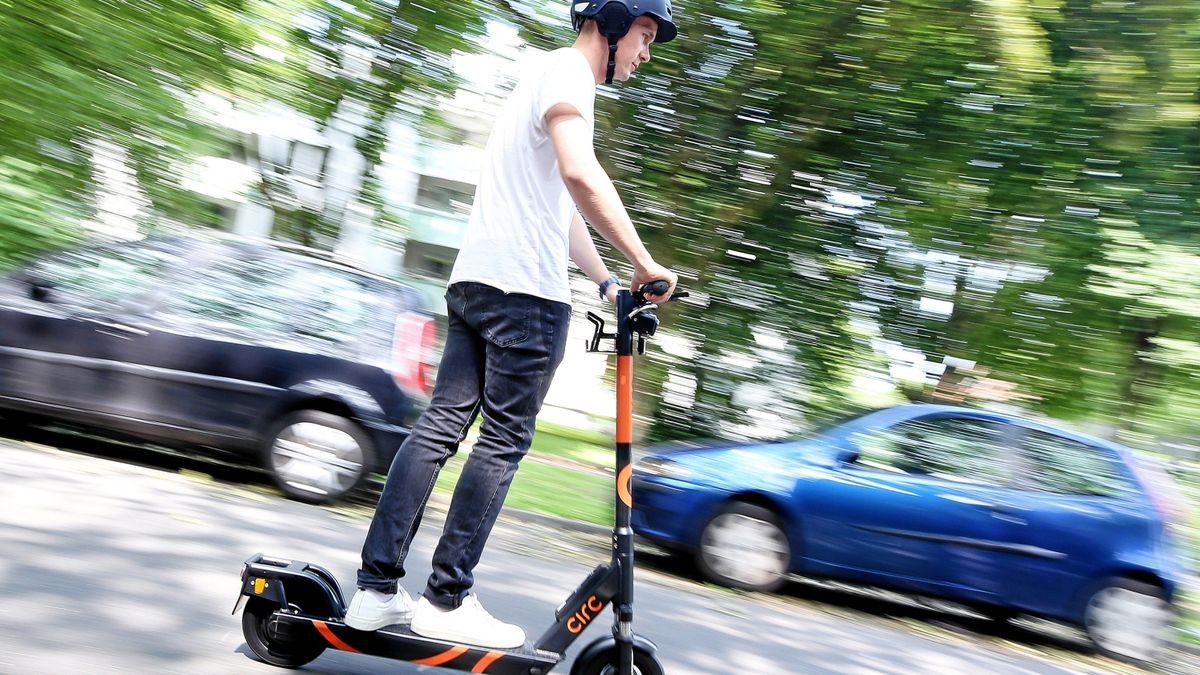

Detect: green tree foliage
[586,0,1200,440]
[0,0,491,255]
[0,0,254,251]
[0,158,84,270]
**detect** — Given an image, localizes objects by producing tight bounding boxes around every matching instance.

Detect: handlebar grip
[641,280,671,296]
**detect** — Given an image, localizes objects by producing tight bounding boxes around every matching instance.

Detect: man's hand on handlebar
[631,261,677,304]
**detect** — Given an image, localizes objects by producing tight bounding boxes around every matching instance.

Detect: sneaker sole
[408,621,524,649]
[344,612,414,631]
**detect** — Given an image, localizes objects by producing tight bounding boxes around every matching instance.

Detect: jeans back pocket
[480,291,531,348]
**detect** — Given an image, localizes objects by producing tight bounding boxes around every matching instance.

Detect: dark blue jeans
[357,281,571,609]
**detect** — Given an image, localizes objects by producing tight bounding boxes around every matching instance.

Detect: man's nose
[640,48,651,64]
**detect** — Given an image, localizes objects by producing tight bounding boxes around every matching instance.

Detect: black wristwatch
[598,275,620,299]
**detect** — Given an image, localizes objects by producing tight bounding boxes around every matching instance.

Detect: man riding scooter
[345,0,680,650]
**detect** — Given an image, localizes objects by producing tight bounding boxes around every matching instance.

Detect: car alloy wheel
[1083,578,1173,663]
[266,410,374,503]
[698,502,790,592]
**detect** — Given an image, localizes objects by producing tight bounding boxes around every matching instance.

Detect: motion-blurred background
[0,0,1198,666]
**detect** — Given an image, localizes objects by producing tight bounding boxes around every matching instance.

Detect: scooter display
[234,281,683,675]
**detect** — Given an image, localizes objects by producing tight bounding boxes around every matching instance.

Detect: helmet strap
[605,35,619,85]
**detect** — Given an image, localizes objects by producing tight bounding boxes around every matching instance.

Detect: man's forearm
[568,212,612,284]
[564,162,653,269]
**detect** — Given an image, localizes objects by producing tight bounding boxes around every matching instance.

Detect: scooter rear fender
[237,553,346,618]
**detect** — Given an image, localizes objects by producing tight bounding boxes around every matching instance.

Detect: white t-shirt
[448,47,596,305]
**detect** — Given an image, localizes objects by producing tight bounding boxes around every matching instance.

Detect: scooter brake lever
[627,303,658,319]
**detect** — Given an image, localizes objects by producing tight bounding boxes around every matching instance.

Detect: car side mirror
[836,446,860,465]
[28,278,56,302]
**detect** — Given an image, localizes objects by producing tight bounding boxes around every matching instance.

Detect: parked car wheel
[265,410,375,504]
[697,502,790,592]
[1083,577,1173,663]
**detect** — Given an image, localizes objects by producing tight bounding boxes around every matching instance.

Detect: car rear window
[158,250,406,353]
[287,265,396,347]
[159,254,295,338]
[1018,430,1135,498]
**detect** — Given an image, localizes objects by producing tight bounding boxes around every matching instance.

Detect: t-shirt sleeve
[535,51,595,131]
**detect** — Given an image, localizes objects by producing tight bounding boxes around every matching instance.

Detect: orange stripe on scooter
[313,620,361,653]
[413,645,469,666]
[617,464,633,508]
[472,650,505,672]
[616,355,632,443]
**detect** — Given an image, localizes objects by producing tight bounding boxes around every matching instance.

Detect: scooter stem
[613,289,637,675]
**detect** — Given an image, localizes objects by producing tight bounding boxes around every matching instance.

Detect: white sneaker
[344,587,414,630]
[410,594,525,649]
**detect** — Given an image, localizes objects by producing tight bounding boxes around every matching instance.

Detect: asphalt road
[0,433,1187,675]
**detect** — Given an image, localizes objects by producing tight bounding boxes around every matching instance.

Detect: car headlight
[636,457,696,480]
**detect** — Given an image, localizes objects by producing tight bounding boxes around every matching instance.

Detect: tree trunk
[1119,316,1165,430]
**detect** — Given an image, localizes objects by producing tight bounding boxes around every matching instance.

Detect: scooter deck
[268,611,562,674]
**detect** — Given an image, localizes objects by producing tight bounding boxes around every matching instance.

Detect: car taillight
[392,312,437,396]
[1128,453,1192,529]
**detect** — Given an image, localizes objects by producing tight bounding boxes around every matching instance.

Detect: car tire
[696,502,790,592]
[1083,577,1173,664]
[264,410,375,504]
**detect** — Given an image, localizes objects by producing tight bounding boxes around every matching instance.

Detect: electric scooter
[234,281,683,675]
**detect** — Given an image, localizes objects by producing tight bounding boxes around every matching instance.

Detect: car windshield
[25,240,184,308]
[691,409,878,445]
[784,409,880,442]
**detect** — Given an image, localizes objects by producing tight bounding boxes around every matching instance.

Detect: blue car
[632,404,1188,662]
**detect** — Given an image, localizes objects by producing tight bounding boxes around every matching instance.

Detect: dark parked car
[0,234,439,503]
[633,404,1190,663]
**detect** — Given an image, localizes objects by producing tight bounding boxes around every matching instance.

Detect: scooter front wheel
[570,643,664,675]
[242,597,326,668]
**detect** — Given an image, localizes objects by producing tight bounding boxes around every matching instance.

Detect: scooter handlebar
[641,280,670,297]
[636,280,688,303]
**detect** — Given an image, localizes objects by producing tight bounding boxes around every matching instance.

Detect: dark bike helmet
[571,0,677,83]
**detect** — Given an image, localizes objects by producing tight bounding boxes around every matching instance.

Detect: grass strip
[433,452,613,527]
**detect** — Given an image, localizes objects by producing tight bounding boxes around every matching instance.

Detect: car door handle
[987,504,1027,526]
[943,494,1028,525]
[90,320,149,338]
[990,511,1026,525]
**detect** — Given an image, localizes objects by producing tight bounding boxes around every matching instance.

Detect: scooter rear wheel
[242,598,326,668]
[570,644,664,675]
